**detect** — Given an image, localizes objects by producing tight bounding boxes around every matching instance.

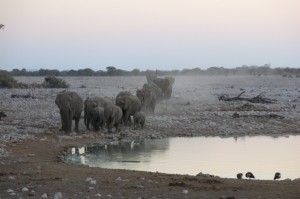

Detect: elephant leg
[86,119,90,130]
[115,123,120,132]
[122,112,129,126]
[74,117,79,132]
[60,115,64,131]
[133,119,137,130]
[128,115,133,126]
[141,121,144,129]
[107,118,114,133]
[66,119,72,133]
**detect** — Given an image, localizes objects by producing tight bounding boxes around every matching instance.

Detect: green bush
[43,76,69,88]
[0,72,18,88]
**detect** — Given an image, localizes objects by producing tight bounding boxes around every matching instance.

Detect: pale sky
[0,0,299,71]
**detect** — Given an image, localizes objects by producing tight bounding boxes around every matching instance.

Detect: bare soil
[1,76,300,198]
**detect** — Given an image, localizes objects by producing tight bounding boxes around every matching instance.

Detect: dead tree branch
[218,91,275,104]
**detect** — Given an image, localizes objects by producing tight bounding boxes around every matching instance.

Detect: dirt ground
[1,75,300,198]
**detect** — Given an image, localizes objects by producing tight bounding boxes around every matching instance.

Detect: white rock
[86,177,93,182]
[54,192,63,199]
[116,176,122,181]
[89,180,97,185]
[8,176,15,180]
[95,193,102,197]
[136,185,144,189]
[22,187,29,192]
[7,189,14,193]
[41,193,48,198]
[182,189,188,194]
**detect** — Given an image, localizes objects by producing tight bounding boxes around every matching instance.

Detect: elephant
[152,78,172,100]
[165,76,175,86]
[104,104,123,133]
[144,82,163,102]
[115,91,141,126]
[90,106,105,131]
[136,87,157,114]
[133,111,146,130]
[55,91,83,133]
[146,70,157,84]
[84,96,113,130]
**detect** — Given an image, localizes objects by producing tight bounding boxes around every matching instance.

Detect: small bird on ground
[274,172,281,180]
[237,173,243,179]
[245,172,255,179]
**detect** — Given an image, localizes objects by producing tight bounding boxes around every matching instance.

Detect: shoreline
[1,76,300,198]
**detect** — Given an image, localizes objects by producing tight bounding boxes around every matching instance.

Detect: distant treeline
[1,65,300,76]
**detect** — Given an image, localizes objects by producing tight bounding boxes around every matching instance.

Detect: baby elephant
[90,107,105,131]
[133,111,146,130]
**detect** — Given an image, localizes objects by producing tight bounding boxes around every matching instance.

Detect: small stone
[89,187,94,190]
[54,192,63,199]
[86,177,93,182]
[22,187,29,192]
[41,193,48,198]
[136,185,144,189]
[116,176,122,181]
[182,189,188,194]
[89,180,97,185]
[8,176,15,180]
[95,193,102,197]
[7,189,14,193]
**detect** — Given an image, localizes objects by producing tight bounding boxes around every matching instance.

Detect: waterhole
[65,136,300,180]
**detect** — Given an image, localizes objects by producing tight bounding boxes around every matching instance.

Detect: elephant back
[152,78,170,93]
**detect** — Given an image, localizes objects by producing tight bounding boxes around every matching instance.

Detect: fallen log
[218,91,275,104]
[233,112,284,119]
[10,93,36,99]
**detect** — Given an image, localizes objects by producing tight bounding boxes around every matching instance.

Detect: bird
[237,173,243,179]
[274,172,281,180]
[245,172,255,179]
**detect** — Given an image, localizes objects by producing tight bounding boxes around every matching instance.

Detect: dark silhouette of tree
[106,66,117,76]
[77,68,95,76]
[131,69,140,76]
[0,24,4,30]
[3,64,300,77]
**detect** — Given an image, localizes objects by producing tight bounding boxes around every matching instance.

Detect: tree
[106,66,117,76]
[131,69,140,76]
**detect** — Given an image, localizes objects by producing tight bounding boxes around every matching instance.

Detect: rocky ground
[0,75,300,198]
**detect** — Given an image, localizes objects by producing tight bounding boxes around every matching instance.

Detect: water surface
[66,136,300,180]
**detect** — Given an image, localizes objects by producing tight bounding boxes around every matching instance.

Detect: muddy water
[66,136,300,180]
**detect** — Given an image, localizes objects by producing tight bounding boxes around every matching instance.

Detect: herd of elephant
[55,72,175,133]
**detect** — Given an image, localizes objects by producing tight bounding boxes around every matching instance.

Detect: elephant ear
[55,95,61,108]
[120,98,129,110]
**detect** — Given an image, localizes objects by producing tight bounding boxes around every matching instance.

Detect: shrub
[43,76,69,88]
[0,72,18,88]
